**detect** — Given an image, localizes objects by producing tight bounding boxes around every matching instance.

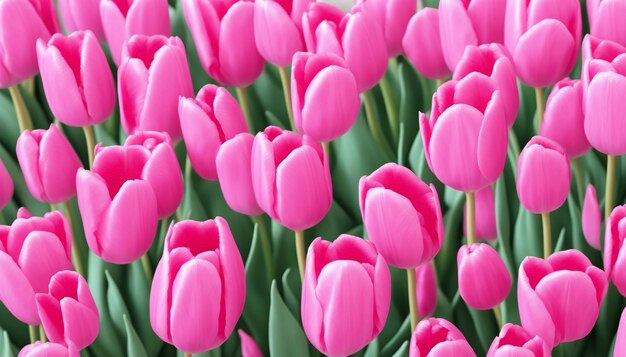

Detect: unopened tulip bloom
[518,250,607,347]
[0,208,72,324]
[458,243,511,310]
[359,163,443,268]
[291,52,360,142]
[302,235,390,357]
[357,0,415,57]
[505,0,581,87]
[238,330,263,357]
[582,185,601,250]
[487,324,551,357]
[0,159,13,209]
[37,31,115,127]
[183,0,264,87]
[36,271,99,349]
[16,125,82,204]
[403,8,450,80]
[587,0,626,47]
[464,186,497,241]
[18,342,79,357]
[603,205,626,295]
[151,218,246,353]
[100,0,171,65]
[252,126,332,231]
[179,85,249,180]
[415,261,437,318]
[409,318,476,357]
[615,308,626,356]
[58,0,104,39]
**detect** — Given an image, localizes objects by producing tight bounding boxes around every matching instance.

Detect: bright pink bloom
[464,186,497,241]
[518,250,607,347]
[179,84,249,180]
[357,0,415,57]
[291,52,360,142]
[415,261,437,318]
[301,235,390,357]
[587,0,626,47]
[251,126,332,231]
[582,184,601,250]
[0,158,13,209]
[487,323,551,357]
[58,0,105,39]
[119,35,193,141]
[183,0,265,87]
[505,0,581,87]
[36,271,99,349]
[458,243,511,310]
[359,163,443,268]
[403,8,450,80]
[37,31,115,127]
[18,342,79,357]
[409,318,476,357]
[603,205,626,296]
[151,218,246,354]
[0,208,72,324]
[516,136,570,214]
[616,307,626,357]
[238,330,263,357]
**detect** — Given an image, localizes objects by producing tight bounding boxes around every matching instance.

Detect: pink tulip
[359,163,443,268]
[539,78,589,158]
[458,243,511,310]
[463,186,497,241]
[36,31,115,127]
[36,271,99,349]
[179,84,249,180]
[518,250,607,347]
[615,307,626,357]
[251,126,332,231]
[582,184,601,250]
[516,136,571,214]
[403,8,450,80]
[301,235,390,357]
[0,208,72,324]
[357,0,416,57]
[100,0,171,65]
[587,0,626,47]
[119,35,193,141]
[439,0,506,71]
[487,323,551,357]
[183,0,264,87]
[151,218,246,354]
[420,78,507,192]
[302,2,388,92]
[0,159,13,209]
[603,205,626,296]
[505,0,581,87]
[291,52,360,142]
[18,342,79,357]
[0,0,60,87]
[16,125,83,204]
[238,330,263,357]
[409,318,476,357]
[415,261,437,318]
[216,134,263,216]
[58,0,105,39]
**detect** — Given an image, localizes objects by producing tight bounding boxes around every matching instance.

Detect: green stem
[184,155,193,188]
[29,325,37,344]
[183,353,192,357]
[572,158,584,204]
[534,87,545,130]
[278,66,295,131]
[82,125,96,168]
[235,87,254,132]
[542,212,552,258]
[251,215,274,282]
[466,192,476,245]
[435,79,444,88]
[379,75,398,143]
[141,254,152,282]
[39,325,46,342]
[294,230,306,281]
[9,85,33,132]
[606,155,617,218]
[0,210,5,225]
[63,201,84,277]
[406,269,418,332]
[22,78,34,96]
[493,304,503,328]
[362,91,393,160]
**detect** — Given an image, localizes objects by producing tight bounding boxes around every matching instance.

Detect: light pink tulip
[150,218,246,354]
[36,31,115,127]
[415,261,437,318]
[487,323,551,357]
[615,307,626,357]
[409,318,476,357]
[587,0,626,47]
[183,0,265,87]
[458,243,511,310]
[359,163,443,268]
[291,52,360,142]
[582,184,601,250]
[251,126,332,231]
[216,134,263,216]
[58,0,105,39]
[464,186,497,241]
[301,235,390,357]
[518,250,607,347]
[357,0,415,57]
[0,208,72,324]
[16,125,82,204]
[36,271,99,349]
[403,8,450,80]
[516,136,571,214]
[505,0,581,87]
[179,84,249,180]
[238,330,263,357]
[420,78,507,192]
[18,342,79,357]
[0,159,13,209]
[100,0,171,65]
[603,205,626,296]
[439,0,506,71]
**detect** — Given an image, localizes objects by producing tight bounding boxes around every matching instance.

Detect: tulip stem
[251,215,274,282]
[278,66,295,131]
[39,325,46,342]
[406,269,418,331]
[141,254,152,282]
[82,125,96,168]
[493,304,502,328]
[379,74,399,143]
[362,91,394,160]
[542,212,551,258]
[294,230,306,281]
[63,201,85,277]
[572,158,584,204]
[183,353,192,357]
[8,85,33,132]
[534,87,545,130]
[606,155,617,218]
[22,78,35,96]
[466,192,476,245]
[435,79,444,88]
[235,87,254,133]
[29,325,37,343]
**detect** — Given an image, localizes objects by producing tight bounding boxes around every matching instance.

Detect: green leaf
[123,315,148,357]
[513,207,542,268]
[126,261,163,357]
[0,329,14,357]
[554,227,567,252]
[390,341,408,357]
[435,192,464,296]
[269,281,310,357]
[467,307,499,353]
[380,317,410,357]
[281,268,300,319]
[363,338,379,357]
[105,270,131,342]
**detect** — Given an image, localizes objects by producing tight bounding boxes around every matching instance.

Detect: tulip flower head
[582,184,601,250]
[415,261,437,318]
[238,330,263,357]
[463,186,497,241]
[58,0,105,39]
[615,307,626,357]
[18,342,79,357]
[602,205,626,296]
[458,243,511,310]
[587,0,626,47]
[487,323,551,357]
[357,0,416,57]
[403,8,451,80]
[409,318,476,357]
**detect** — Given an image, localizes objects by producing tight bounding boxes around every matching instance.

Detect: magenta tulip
[359,163,443,268]
[415,261,437,318]
[183,0,264,87]
[603,205,626,296]
[238,330,263,357]
[587,0,626,47]
[251,126,332,231]
[464,186,497,241]
[403,8,450,80]
[0,159,13,209]
[458,243,511,310]
[357,0,416,57]
[582,184,601,250]
[301,235,390,357]
[36,31,115,127]
[18,342,79,357]
[409,318,476,357]
[518,250,607,347]
[487,324,551,357]
[179,84,249,180]
[151,218,246,353]
[291,52,360,142]
[36,271,99,349]
[58,0,105,39]
[616,307,626,357]
[0,208,72,324]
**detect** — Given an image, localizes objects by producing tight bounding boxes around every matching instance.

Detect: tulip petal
[60,298,99,349]
[76,169,112,257]
[0,250,38,324]
[518,257,556,346]
[100,1,126,64]
[38,125,82,203]
[35,294,64,344]
[254,0,302,66]
[81,31,115,123]
[16,131,45,201]
[585,72,626,155]
[592,0,626,47]
[19,232,72,294]
[403,8,450,80]
[467,0,505,44]
[478,91,508,183]
[142,144,183,218]
[118,58,149,135]
[582,185,601,250]
[439,0,478,70]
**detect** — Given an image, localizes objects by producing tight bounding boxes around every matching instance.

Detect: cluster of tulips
[3,0,626,356]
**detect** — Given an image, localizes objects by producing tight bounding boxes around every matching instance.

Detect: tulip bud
[36,31,115,127]
[291,52,360,142]
[587,0,626,47]
[357,0,416,57]
[254,0,306,66]
[463,186,497,241]
[409,318,476,357]
[403,8,450,80]
[179,84,249,180]
[301,235,390,357]
[518,250,607,347]
[458,243,511,310]
[18,342,79,357]
[58,0,105,39]
[582,184,601,250]
[415,261,437,318]
[359,163,443,268]
[603,205,626,296]
[36,271,99,349]
[615,307,626,357]
[487,323,551,357]
[238,330,263,357]
[0,159,13,209]
[150,218,246,353]
[516,136,571,214]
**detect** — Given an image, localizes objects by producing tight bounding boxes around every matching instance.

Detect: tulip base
[466,192,476,245]
[294,230,306,281]
[9,85,33,132]
[278,66,295,131]
[406,269,418,331]
[82,125,96,168]
[542,212,551,258]
[606,155,617,218]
